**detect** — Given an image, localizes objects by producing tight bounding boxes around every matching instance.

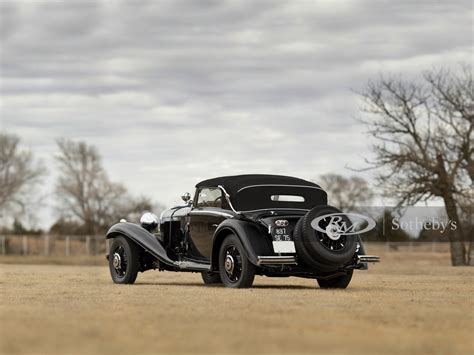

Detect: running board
[257,256,297,265]
[174,260,211,271]
[358,255,380,263]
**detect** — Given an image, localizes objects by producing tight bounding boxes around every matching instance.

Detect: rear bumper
[257,256,297,265]
[256,254,380,268]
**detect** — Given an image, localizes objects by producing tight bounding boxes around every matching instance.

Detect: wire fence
[0,235,110,256]
[0,235,452,256]
[363,241,451,253]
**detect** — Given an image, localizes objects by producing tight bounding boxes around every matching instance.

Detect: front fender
[210,219,273,270]
[106,222,175,267]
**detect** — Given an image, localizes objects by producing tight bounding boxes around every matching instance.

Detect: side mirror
[181,192,192,204]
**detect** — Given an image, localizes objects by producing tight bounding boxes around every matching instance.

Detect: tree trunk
[449,241,466,266]
[443,194,466,266]
[468,239,474,266]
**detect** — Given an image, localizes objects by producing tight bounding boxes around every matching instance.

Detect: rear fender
[210,219,273,270]
[106,222,175,267]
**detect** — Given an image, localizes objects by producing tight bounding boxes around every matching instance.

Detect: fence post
[106,238,110,255]
[0,236,5,255]
[44,235,50,256]
[86,236,91,256]
[22,236,28,255]
[65,236,70,256]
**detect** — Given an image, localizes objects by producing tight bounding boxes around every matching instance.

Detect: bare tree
[55,139,163,244]
[0,133,46,216]
[316,174,374,210]
[358,65,473,266]
[122,196,166,224]
[56,139,128,236]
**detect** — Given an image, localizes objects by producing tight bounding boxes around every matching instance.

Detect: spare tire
[293,217,330,271]
[293,205,357,271]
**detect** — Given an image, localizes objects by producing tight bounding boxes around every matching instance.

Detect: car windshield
[196,188,222,208]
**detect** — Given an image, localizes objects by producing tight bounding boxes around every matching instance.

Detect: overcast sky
[0,0,472,228]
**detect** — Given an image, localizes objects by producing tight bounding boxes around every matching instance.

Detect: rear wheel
[317,270,353,289]
[109,236,139,284]
[218,234,256,288]
[201,271,222,285]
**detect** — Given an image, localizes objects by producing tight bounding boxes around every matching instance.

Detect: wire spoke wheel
[108,236,139,284]
[112,245,128,278]
[294,205,358,272]
[223,245,243,283]
[218,234,256,288]
[314,216,347,252]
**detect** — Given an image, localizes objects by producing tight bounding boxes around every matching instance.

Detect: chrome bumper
[256,255,379,266]
[257,256,297,265]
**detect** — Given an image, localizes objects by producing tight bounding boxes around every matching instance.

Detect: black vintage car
[106,174,379,288]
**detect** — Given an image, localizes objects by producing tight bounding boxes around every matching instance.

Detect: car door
[188,187,228,259]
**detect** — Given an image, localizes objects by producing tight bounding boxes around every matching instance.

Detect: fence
[363,241,451,253]
[0,235,110,256]
[0,235,452,256]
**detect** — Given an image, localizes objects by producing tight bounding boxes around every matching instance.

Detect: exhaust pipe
[358,255,380,263]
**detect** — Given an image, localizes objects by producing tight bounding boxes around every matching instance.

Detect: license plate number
[272,227,291,241]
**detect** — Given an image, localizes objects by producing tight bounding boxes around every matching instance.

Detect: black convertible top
[196,174,322,196]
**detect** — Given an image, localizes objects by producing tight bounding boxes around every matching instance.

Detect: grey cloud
[0,0,471,227]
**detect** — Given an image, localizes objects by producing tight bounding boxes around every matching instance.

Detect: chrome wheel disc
[112,246,128,277]
[325,223,341,240]
[315,217,347,251]
[223,246,242,282]
[224,255,235,274]
[113,252,122,269]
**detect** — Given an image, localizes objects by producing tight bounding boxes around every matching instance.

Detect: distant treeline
[0,134,164,237]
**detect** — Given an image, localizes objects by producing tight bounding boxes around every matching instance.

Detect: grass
[0,251,473,354]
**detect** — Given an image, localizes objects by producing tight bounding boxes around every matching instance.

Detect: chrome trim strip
[217,185,240,214]
[241,208,310,213]
[188,210,235,218]
[174,260,211,271]
[237,184,325,193]
[257,256,298,265]
[218,185,321,214]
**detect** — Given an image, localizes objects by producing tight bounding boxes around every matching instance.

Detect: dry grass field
[1,251,473,355]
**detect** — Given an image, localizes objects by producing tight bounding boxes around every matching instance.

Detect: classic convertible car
[106,174,379,288]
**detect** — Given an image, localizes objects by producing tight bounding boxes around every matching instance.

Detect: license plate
[272,227,291,241]
[272,241,296,253]
[271,227,295,253]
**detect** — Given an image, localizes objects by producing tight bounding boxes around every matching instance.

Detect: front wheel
[317,270,353,289]
[218,234,256,288]
[109,236,139,284]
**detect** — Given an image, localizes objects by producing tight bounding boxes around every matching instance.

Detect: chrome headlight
[140,212,159,231]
